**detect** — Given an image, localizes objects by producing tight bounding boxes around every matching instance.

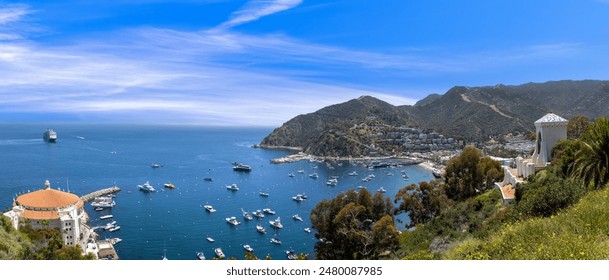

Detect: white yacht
[197,252,206,260]
[262,208,276,215]
[108,226,121,232]
[242,208,253,221]
[215,248,225,258]
[100,215,113,220]
[288,173,295,177]
[226,184,240,191]
[286,250,297,260]
[256,225,267,234]
[292,214,303,222]
[206,237,215,243]
[104,221,117,230]
[252,210,265,219]
[297,170,305,174]
[259,192,269,197]
[308,173,319,179]
[138,181,156,192]
[232,163,252,172]
[292,195,304,202]
[91,196,116,208]
[204,205,216,212]
[270,237,282,245]
[269,217,283,229]
[326,178,338,186]
[304,228,312,233]
[243,244,254,252]
[226,216,241,226]
[377,187,387,193]
[348,171,358,176]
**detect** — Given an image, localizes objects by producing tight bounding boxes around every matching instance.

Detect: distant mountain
[260,80,609,156]
[260,96,418,157]
[411,80,609,141]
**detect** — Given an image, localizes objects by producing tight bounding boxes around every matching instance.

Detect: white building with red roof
[3,180,89,248]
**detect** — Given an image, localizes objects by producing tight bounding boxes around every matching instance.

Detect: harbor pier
[80,186,121,203]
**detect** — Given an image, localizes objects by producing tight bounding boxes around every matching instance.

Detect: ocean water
[0,124,433,260]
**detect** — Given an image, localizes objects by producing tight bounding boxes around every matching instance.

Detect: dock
[80,186,121,203]
[97,239,120,260]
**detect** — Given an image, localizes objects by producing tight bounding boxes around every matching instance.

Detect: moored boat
[242,208,253,221]
[226,184,239,191]
[163,183,175,189]
[206,237,215,243]
[304,228,312,233]
[269,217,283,229]
[286,250,296,260]
[226,216,241,226]
[215,248,225,258]
[256,225,267,234]
[270,237,282,245]
[197,252,206,260]
[138,181,156,192]
[243,244,254,252]
[204,204,216,212]
[262,208,275,215]
[252,210,265,218]
[259,192,269,197]
[100,215,113,220]
[292,214,303,221]
[232,163,252,172]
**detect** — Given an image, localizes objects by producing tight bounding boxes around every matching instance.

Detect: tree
[567,115,590,140]
[571,117,609,189]
[444,146,503,201]
[394,180,451,228]
[311,189,398,259]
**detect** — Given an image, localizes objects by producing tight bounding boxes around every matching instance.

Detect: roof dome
[534,113,568,124]
[16,188,81,209]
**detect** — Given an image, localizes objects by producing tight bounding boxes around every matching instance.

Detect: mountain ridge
[260,80,609,156]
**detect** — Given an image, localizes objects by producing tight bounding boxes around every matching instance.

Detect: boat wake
[0,139,40,146]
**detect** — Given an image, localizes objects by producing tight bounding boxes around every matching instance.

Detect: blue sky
[1,0,608,126]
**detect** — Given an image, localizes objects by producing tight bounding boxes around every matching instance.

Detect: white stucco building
[3,180,91,250]
[496,113,568,203]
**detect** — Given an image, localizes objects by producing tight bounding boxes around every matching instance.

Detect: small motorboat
[206,237,215,243]
[215,248,225,258]
[270,237,282,245]
[197,252,206,260]
[243,244,254,253]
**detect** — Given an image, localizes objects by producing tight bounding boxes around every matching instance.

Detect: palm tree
[571,117,609,189]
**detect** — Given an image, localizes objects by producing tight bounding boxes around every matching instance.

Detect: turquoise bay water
[0,124,433,260]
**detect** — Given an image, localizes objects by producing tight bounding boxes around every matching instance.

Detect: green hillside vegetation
[0,216,94,260]
[447,183,609,259]
[0,216,31,259]
[311,117,609,259]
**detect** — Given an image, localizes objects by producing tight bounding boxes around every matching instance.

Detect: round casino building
[3,180,89,248]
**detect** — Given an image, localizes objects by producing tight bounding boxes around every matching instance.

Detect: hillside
[260,80,609,156]
[260,96,420,157]
[411,80,609,141]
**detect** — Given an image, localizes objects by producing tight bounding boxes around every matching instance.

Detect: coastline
[418,161,436,172]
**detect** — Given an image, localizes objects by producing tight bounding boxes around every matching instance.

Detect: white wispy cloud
[217,0,302,29]
[0,3,589,126]
[0,4,33,40]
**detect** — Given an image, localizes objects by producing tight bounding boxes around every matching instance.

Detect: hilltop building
[496,113,568,203]
[3,180,92,251]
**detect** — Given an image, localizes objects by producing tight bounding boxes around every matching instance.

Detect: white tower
[531,113,568,167]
